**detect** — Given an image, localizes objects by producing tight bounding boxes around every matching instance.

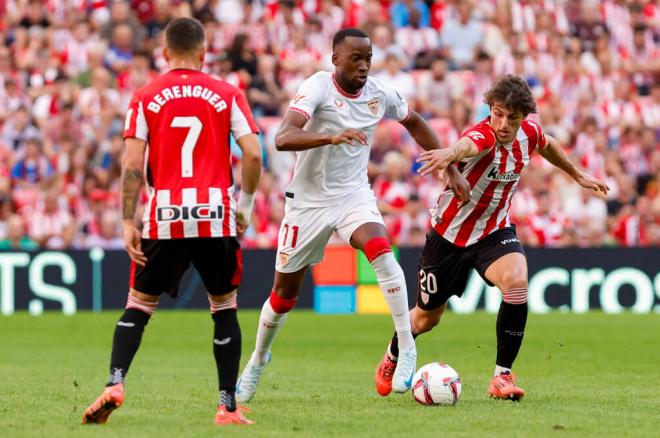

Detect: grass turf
[1,310,659,437]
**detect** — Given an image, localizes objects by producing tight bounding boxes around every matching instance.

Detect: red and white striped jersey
[123,69,259,239]
[432,118,547,247]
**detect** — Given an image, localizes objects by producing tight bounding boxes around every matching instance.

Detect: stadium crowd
[0,0,658,250]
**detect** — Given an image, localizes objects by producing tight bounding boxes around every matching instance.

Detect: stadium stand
[0,0,657,249]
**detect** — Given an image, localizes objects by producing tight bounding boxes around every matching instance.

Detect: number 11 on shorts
[282,224,299,249]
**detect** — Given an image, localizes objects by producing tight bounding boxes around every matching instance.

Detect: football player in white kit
[236,28,469,402]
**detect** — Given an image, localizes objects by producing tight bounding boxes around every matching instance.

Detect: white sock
[250,299,288,366]
[494,365,511,376]
[371,252,414,351]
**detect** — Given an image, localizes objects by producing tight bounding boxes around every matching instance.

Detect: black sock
[212,309,241,411]
[496,301,528,368]
[108,308,151,386]
[389,331,419,359]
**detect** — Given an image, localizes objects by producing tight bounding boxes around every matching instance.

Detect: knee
[498,269,527,292]
[126,291,158,317]
[412,310,442,334]
[208,291,238,314]
[499,270,528,305]
[268,290,297,314]
[364,237,393,268]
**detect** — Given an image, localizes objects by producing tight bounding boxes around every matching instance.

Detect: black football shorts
[130,237,242,297]
[416,227,525,310]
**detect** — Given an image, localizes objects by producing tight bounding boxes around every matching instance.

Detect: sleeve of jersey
[461,126,496,152]
[123,92,149,141]
[527,119,547,151]
[384,85,411,122]
[288,75,325,120]
[230,91,260,140]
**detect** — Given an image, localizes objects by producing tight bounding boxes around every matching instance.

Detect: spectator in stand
[43,102,82,151]
[84,210,124,249]
[0,0,656,249]
[0,78,30,121]
[228,33,258,81]
[145,0,172,43]
[0,214,38,250]
[100,0,146,52]
[418,57,453,118]
[374,151,414,215]
[248,54,287,117]
[279,27,321,91]
[77,67,122,142]
[375,53,416,102]
[360,0,386,37]
[29,181,76,249]
[524,190,573,247]
[105,24,134,73]
[440,1,485,69]
[572,2,610,53]
[11,138,52,190]
[1,106,39,152]
[390,0,430,29]
[370,24,407,73]
[565,188,608,245]
[394,7,439,69]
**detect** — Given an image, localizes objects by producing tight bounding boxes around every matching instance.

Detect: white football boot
[392,345,417,393]
[236,351,272,403]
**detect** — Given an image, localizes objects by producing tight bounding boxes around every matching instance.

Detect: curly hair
[483,74,537,116]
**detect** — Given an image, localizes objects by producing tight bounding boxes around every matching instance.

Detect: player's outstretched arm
[235,133,262,238]
[539,134,609,195]
[416,137,479,176]
[121,137,147,266]
[400,110,441,151]
[401,111,471,203]
[275,110,367,151]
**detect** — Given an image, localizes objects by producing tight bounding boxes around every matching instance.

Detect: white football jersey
[285,71,410,206]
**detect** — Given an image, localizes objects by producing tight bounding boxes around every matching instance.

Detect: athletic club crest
[367,99,379,116]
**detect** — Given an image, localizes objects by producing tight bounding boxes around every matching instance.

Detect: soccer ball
[411,362,462,406]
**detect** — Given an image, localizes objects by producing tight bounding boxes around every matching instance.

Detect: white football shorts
[275,190,385,273]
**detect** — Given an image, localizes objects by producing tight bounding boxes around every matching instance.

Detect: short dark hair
[165,18,205,54]
[484,74,537,116]
[332,28,369,50]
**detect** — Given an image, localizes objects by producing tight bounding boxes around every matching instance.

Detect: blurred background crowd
[0,0,658,250]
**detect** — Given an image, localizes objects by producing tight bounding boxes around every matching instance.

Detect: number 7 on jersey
[171,116,202,178]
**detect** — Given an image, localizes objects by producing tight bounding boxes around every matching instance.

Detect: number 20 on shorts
[282,224,299,249]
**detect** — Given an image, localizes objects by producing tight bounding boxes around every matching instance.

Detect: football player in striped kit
[82,18,261,425]
[376,74,609,401]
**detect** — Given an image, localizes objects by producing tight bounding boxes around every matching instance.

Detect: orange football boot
[215,405,254,425]
[375,352,397,396]
[82,383,125,424]
[488,372,525,401]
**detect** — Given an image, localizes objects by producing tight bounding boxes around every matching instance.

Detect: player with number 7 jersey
[124,67,257,239]
[82,18,261,427]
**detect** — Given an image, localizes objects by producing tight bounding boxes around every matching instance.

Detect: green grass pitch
[1,310,658,437]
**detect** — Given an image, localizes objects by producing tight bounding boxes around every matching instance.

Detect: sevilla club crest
[278,251,290,267]
[367,99,379,116]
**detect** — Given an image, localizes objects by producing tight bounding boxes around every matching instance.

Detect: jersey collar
[332,74,363,99]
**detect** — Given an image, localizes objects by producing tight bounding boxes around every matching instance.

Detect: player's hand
[446,168,471,206]
[575,172,610,195]
[122,221,147,266]
[330,129,368,146]
[236,213,249,239]
[417,149,455,176]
